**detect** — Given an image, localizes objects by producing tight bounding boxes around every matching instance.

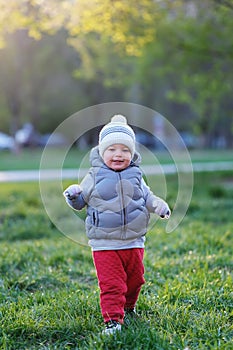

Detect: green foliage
[136,0,233,145]
[0,0,232,147]
[0,171,232,349]
[0,30,86,133]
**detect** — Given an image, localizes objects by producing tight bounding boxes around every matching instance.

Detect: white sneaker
[102,320,122,335]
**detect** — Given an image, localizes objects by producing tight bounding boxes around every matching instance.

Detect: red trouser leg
[93,248,145,324]
[124,248,145,309]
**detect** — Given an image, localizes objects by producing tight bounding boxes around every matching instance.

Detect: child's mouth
[113,160,123,164]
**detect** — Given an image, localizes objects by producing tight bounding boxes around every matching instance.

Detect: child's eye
[123,148,130,152]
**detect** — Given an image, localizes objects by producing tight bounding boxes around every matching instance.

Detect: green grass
[0,172,233,349]
[0,148,233,171]
[0,148,87,171]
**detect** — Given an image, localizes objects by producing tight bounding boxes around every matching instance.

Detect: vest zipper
[118,172,126,236]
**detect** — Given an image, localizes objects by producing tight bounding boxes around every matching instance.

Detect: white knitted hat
[99,115,135,158]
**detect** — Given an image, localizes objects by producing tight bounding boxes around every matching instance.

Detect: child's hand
[63,184,82,200]
[153,198,171,219]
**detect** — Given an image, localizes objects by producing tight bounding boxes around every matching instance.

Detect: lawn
[0,171,233,349]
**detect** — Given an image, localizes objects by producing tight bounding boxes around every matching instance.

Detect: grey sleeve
[141,178,159,213]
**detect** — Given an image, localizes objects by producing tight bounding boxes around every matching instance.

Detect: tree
[0,0,232,148]
[0,0,163,55]
[0,30,88,134]
[0,0,67,47]
[0,0,162,134]
[0,0,167,133]
[135,0,233,147]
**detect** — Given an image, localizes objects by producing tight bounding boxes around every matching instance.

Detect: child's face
[103,144,132,171]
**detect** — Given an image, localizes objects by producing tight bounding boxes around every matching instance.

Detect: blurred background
[0,0,232,153]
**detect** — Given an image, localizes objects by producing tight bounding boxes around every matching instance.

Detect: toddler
[63,115,170,334]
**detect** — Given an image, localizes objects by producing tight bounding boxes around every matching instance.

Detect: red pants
[93,248,145,324]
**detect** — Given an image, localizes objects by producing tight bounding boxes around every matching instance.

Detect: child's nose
[115,149,122,157]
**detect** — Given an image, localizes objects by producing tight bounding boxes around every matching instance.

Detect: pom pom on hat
[111,115,127,124]
[99,115,135,158]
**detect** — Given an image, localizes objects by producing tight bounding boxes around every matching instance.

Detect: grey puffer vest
[85,148,150,241]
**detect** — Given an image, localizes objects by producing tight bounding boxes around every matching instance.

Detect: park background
[0,1,233,349]
[0,0,232,149]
